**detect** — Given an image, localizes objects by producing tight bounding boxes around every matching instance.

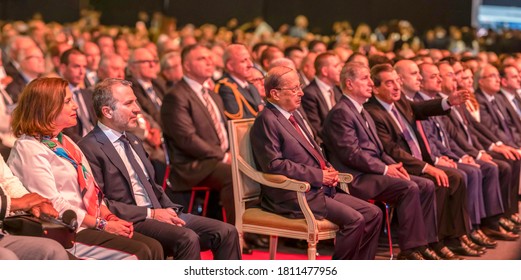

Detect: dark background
[0,0,472,34]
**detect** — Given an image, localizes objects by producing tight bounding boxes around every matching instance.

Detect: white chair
[228,119,352,260]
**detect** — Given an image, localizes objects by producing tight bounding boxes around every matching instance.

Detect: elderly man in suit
[60,48,97,142]
[5,45,45,103]
[128,48,166,124]
[78,78,241,260]
[216,44,264,120]
[364,63,473,259]
[301,52,343,138]
[322,62,440,260]
[250,65,382,260]
[160,44,235,225]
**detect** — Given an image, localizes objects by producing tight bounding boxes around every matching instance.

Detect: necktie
[328,88,336,109]
[454,106,473,144]
[288,114,326,170]
[512,97,521,118]
[146,86,162,109]
[73,90,94,136]
[411,93,433,154]
[201,88,227,152]
[391,107,423,159]
[119,135,162,208]
[491,99,514,141]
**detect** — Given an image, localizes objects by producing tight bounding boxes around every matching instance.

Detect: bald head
[394,59,422,95]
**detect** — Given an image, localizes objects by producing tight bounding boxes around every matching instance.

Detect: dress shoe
[448,242,484,257]
[397,251,424,260]
[284,239,308,250]
[435,246,464,260]
[419,248,442,260]
[499,217,520,233]
[470,230,497,249]
[481,226,519,241]
[459,235,486,252]
[242,243,253,255]
[244,233,270,248]
[510,214,521,226]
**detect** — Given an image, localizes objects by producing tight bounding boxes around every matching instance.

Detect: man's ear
[101,106,113,119]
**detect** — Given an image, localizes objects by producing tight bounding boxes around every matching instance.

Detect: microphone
[40,210,78,231]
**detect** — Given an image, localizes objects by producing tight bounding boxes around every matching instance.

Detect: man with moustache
[364,63,472,259]
[322,62,440,260]
[216,44,264,120]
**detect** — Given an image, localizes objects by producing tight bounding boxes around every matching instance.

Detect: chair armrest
[338,173,353,194]
[238,157,310,192]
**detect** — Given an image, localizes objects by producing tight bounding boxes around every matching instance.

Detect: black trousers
[134,213,241,260]
[422,166,470,240]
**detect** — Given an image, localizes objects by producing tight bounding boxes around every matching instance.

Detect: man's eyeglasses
[248,77,264,83]
[132,60,159,65]
[275,84,303,94]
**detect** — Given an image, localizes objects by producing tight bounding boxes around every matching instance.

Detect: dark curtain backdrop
[1,0,471,34]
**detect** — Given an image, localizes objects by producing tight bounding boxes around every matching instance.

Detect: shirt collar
[344,94,365,113]
[229,74,249,88]
[482,90,495,102]
[375,96,394,112]
[417,91,432,100]
[501,88,516,101]
[269,101,292,119]
[315,77,332,94]
[183,76,207,94]
[98,121,124,144]
[137,79,152,90]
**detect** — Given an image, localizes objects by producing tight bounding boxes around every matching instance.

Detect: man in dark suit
[498,64,521,121]
[60,48,97,142]
[412,61,505,250]
[302,52,343,138]
[364,63,472,259]
[160,44,235,225]
[439,62,517,242]
[5,45,45,103]
[78,78,241,260]
[251,65,382,260]
[82,42,101,89]
[216,44,264,120]
[128,48,166,124]
[322,62,439,260]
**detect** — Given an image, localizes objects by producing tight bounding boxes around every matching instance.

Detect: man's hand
[436,156,457,168]
[479,152,498,166]
[460,155,480,167]
[153,208,186,226]
[322,167,339,187]
[492,144,519,160]
[30,202,59,218]
[386,162,410,180]
[10,193,52,212]
[105,219,134,238]
[424,164,449,187]
[448,89,470,106]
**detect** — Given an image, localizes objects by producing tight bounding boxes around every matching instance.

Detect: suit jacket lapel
[268,104,323,165]
[93,126,134,195]
[127,133,156,185]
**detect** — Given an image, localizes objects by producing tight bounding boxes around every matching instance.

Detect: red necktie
[288,114,326,169]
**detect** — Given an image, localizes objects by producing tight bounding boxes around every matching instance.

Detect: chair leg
[384,203,393,260]
[307,241,317,260]
[202,190,210,216]
[269,236,278,260]
[188,190,196,214]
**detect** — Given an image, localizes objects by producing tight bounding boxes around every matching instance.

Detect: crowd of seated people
[1,11,521,260]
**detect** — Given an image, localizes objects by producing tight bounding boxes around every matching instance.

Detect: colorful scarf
[41,132,101,217]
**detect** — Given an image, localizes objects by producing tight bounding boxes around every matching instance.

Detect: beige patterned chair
[228,119,353,260]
